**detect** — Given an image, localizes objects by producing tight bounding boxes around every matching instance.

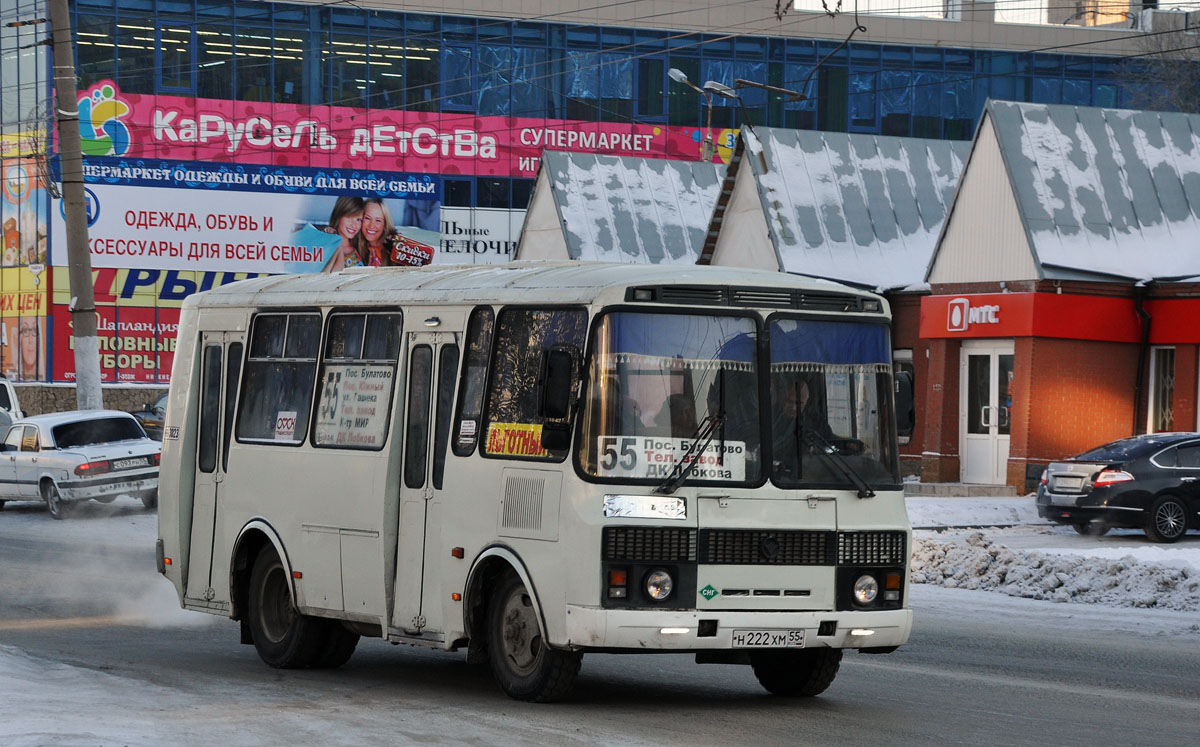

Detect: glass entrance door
[960,341,1014,485]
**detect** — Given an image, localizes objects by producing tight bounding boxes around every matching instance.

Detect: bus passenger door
[392,331,460,635]
[185,332,244,605]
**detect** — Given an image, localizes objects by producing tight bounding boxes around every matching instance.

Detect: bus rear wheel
[750,648,842,697]
[247,549,325,668]
[486,572,580,702]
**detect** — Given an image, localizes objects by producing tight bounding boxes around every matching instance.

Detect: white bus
[156,262,911,702]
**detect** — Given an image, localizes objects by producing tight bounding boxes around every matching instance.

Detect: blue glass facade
[63,0,1134,208]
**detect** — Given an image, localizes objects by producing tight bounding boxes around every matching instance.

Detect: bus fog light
[884,590,899,601]
[853,574,878,604]
[850,628,875,637]
[645,569,674,601]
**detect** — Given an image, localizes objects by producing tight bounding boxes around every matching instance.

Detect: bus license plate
[731,629,805,648]
[112,458,147,470]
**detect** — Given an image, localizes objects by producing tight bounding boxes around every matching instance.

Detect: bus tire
[487,572,580,702]
[313,621,360,669]
[247,549,324,669]
[750,648,842,697]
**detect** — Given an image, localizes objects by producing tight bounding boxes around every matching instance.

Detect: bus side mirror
[538,345,579,451]
[894,369,915,439]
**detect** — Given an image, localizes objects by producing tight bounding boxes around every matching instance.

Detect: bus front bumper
[563,606,912,651]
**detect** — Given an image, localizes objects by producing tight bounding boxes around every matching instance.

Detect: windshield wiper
[656,368,728,495]
[801,427,875,499]
[654,411,727,495]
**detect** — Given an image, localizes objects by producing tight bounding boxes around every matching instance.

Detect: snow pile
[911,532,1200,611]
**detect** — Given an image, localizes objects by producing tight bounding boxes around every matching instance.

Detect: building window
[1149,346,1175,433]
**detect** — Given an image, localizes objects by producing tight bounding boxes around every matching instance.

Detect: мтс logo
[947,298,969,332]
[78,82,132,157]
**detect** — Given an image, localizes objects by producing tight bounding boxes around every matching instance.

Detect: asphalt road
[1,501,1198,746]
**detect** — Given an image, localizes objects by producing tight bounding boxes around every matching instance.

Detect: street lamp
[668,68,715,162]
[703,80,751,131]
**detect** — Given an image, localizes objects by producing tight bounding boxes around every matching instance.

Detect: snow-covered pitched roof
[516,150,724,264]
[707,127,968,290]
[981,100,1200,281]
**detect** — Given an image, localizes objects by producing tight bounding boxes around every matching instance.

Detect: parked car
[0,375,24,431]
[1036,432,1200,543]
[0,410,161,519]
[130,393,168,440]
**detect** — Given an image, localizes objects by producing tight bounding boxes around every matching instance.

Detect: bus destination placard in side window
[315,364,394,447]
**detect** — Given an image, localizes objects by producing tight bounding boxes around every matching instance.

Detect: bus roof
[183,261,884,311]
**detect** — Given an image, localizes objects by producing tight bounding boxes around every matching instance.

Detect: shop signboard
[437,207,524,265]
[50,156,440,274]
[50,267,264,384]
[72,81,731,178]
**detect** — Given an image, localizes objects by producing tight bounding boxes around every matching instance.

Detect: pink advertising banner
[76,81,732,177]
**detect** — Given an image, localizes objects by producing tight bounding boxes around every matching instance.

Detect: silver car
[0,410,161,519]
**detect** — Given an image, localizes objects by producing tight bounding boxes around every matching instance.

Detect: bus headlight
[853,574,879,605]
[645,569,674,601]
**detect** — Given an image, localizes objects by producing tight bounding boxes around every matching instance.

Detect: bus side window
[312,312,402,450]
[452,307,494,456]
[482,307,587,461]
[432,344,460,489]
[404,345,434,489]
[199,345,222,473]
[236,313,321,445]
[221,343,243,472]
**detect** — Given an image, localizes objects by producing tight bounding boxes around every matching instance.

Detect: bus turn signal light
[608,569,628,599]
[451,547,464,559]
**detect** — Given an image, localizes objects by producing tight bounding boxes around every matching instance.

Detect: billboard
[51,267,266,384]
[51,156,440,274]
[437,207,524,265]
[1,158,49,382]
[72,81,732,178]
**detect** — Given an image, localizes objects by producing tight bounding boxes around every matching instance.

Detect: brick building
[922,100,1200,491]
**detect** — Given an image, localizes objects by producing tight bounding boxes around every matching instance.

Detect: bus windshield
[767,317,898,488]
[578,311,760,485]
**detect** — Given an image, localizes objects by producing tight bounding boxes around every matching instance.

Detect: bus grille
[837,531,907,566]
[603,527,697,562]
[700,530,834,565]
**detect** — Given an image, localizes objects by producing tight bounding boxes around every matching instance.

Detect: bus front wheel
[247,549,326,668]
[486,572,580,702]
[750,648,842,697]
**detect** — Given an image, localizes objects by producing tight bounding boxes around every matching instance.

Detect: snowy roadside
[905,496,1200,612]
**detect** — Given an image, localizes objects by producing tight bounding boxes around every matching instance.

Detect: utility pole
[47,0,103,409]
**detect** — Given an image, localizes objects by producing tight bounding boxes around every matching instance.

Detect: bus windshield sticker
[313,364,394,448]
[597,436,745,481]
[486,422,550,458]
[459,420,477,437]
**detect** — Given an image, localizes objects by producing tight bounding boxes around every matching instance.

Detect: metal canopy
[541,150,725,264]
[989,100,1200,282]
[746,127,969,290]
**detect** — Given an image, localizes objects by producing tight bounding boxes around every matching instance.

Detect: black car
[1036,432,1200,543]
[130,393,168,441]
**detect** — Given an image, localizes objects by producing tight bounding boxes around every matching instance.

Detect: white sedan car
[0,410,161,519]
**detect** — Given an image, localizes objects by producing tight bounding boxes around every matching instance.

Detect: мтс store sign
[946,297,1000,332]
